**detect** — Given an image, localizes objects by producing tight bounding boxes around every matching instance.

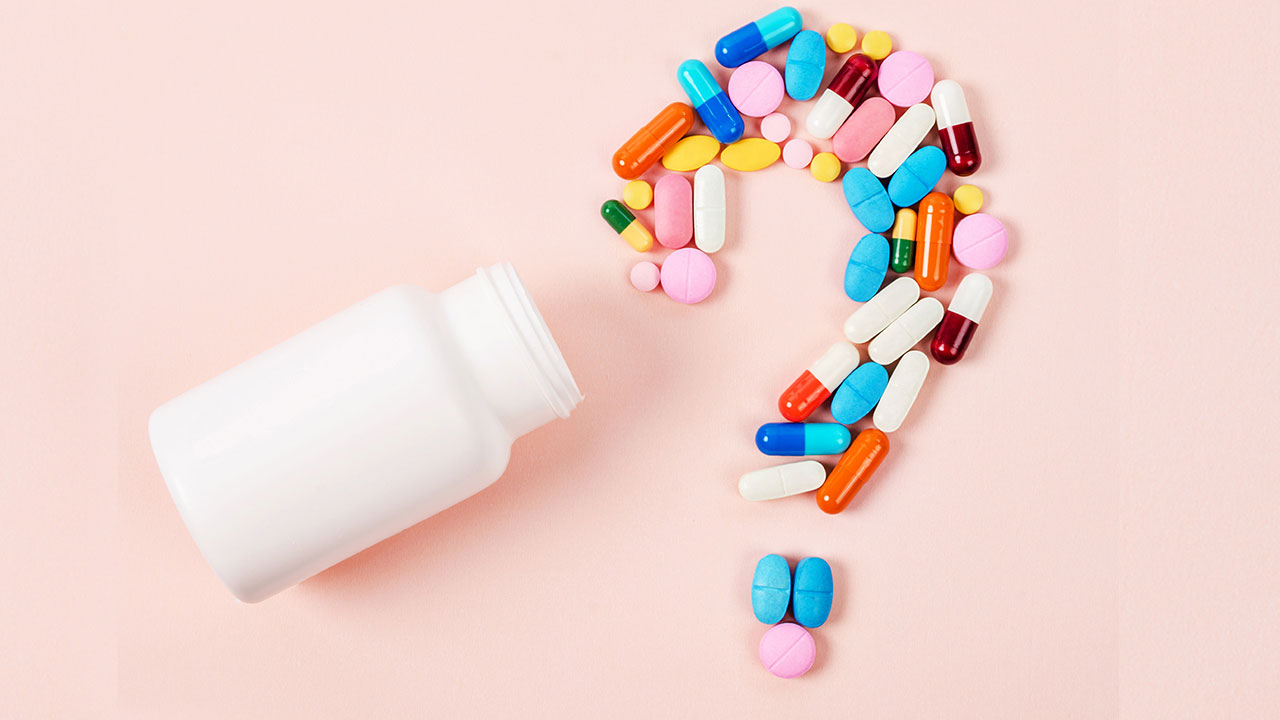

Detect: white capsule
[805,89,854,140]
[867,296,944,364]
[738,460,827,501]
[948,273,993,322]
[873,350,929,432]
[931,79,971,130]
[694,165,726,253]
[867,103,935,178]
[844,277,921,344]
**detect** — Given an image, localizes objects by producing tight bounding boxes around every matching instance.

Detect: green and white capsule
[601,199,654,252]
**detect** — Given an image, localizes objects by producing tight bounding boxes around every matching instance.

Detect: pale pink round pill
[760,113,791,143]
[877,51,934,107]
[660,247,716,304]
[832,96,896,163]
[727,61,785,118]
[759,623,816,679]
[952,213,1008,269]
[782,138,813,168]
[629,261,661,291]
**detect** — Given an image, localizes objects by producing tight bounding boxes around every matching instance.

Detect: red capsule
[931,80,982,176]
[931,273,992,364]
[778,343,860,422]
[828,53,878,104]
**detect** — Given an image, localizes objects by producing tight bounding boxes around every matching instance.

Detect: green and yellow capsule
[601,199,654,252]
[888,207,916,274]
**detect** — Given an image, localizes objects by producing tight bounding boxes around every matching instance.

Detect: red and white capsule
[932,80,982,176]
[778,342,860,422]
[931,273,992,364]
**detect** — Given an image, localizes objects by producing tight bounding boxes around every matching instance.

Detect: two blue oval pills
[752,554,833,628]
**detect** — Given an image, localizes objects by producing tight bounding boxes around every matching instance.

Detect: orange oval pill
[613,103,696,180]
[914,192,954,292]
[816,428,889,514]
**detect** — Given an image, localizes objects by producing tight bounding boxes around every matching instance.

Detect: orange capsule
[913,192,954,292]
[815,429,889,514]
[613,103,696,180]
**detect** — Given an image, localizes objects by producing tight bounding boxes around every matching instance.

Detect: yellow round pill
[810,152,841,183]
[623,180,653,210]
[953,184,984,215]
[826,23,857,54]
[861,30,892,60]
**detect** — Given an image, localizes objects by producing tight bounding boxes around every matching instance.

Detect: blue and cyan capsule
[755,423,852,456]
[715,7,804,68]
[677,60,744,144]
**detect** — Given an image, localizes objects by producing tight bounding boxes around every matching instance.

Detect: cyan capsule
[845,233,890,302]
[677,59,744,144]
[784,29,826,100]
[752,554,791,624]
[792,557,833,628]
[887,145,947,208]
[755,423,852,456]
[831,362,890,424]
[842,167,895,233]
[715,7,804,68]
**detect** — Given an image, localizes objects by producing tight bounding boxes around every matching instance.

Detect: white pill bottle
[149,263,582,603]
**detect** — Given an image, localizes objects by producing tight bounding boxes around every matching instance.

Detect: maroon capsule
[827,53,878,104]
[931,80,982,176]
[930,273,992,365]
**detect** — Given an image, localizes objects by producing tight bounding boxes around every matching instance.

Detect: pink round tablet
[759,623,816,679]
[832,97,896,163]
[760,113,791,143]
[660,247,716,304]
[782,138,813,169]
[877,51,934,107]
[952,213,1008,269]
[727,61,785,118]
[629,261,661,292]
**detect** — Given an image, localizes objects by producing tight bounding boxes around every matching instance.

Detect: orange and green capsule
[889,207,916,274]
[601,199,654,252]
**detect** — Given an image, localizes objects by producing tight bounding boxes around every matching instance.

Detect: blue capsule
[784,30,826,101]
[715,7,804,68]
[830,362,890,424]
[677,59,744,144]
[842,166,895,233]
[887,145,947,208]
[845,233,890,301]
[755,423,852,456]
[792,557,833,628]
[752,554,791,624]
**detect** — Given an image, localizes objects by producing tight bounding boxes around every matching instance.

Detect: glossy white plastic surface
[867,103,935,178]
[931,79,971,129]
[810,341,860,391]
[867,296,944,364]
[694,165,726,253]
[843,277,920,343]
[738,460,827,501]
[873,350,929,432]
[949,272,993,322]
[805,89,854,140]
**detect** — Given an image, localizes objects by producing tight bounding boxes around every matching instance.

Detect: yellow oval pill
[861,30,892,60]
[953,184,984,215]
[810,152,841,182]
[826,23,857,54]
[624,180,653,210]
[662,135,721,172]
[720,138,781,172]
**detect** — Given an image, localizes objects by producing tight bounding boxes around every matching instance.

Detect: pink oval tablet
[727,61,785,118]
[831,97,896,163]
[952,213,1008,269]
[660,247,716,304]
[782,138,813,169]
[877,51,934,107]
[629,261,661,292]
[654,174,693,249]
[760,113,791,143]
[759,623,816,679]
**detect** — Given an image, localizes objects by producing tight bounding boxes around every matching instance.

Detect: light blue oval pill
[830,362,890,424]
[752,553,792,624]
[784,30,826,101]
[887,145,947,208]
[842,167,894,233]
[792,557,833,628]
[844,233,890,302]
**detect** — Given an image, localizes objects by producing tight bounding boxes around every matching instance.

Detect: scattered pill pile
[601,7,1011,676]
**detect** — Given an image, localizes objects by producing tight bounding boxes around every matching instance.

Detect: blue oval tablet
[792,557,833,628]
[756,423,852,456]
[752,553,792,624]
[842,167,894,233]
[784,30,826,101]
[844,233,890,301]
[830,362,890,424]
[887,145,947,208]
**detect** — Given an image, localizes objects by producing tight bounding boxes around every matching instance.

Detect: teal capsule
[755,423,852,456]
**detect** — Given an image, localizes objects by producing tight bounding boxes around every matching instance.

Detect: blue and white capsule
[678,59,745,144]
[755,423,852,456]
[715,7,804,68]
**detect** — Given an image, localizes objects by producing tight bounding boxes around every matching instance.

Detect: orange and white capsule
[778,342,860,422]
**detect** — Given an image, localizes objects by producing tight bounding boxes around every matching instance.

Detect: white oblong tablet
[844,277,921,344]
[694,165,726,253]
[739,460,828,501]
[873,350,929,432]
[805,89,854,140]
[867,103,935,178]
[867,296,944,364]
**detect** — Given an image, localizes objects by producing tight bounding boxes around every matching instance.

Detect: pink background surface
[3,1,1278,717]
